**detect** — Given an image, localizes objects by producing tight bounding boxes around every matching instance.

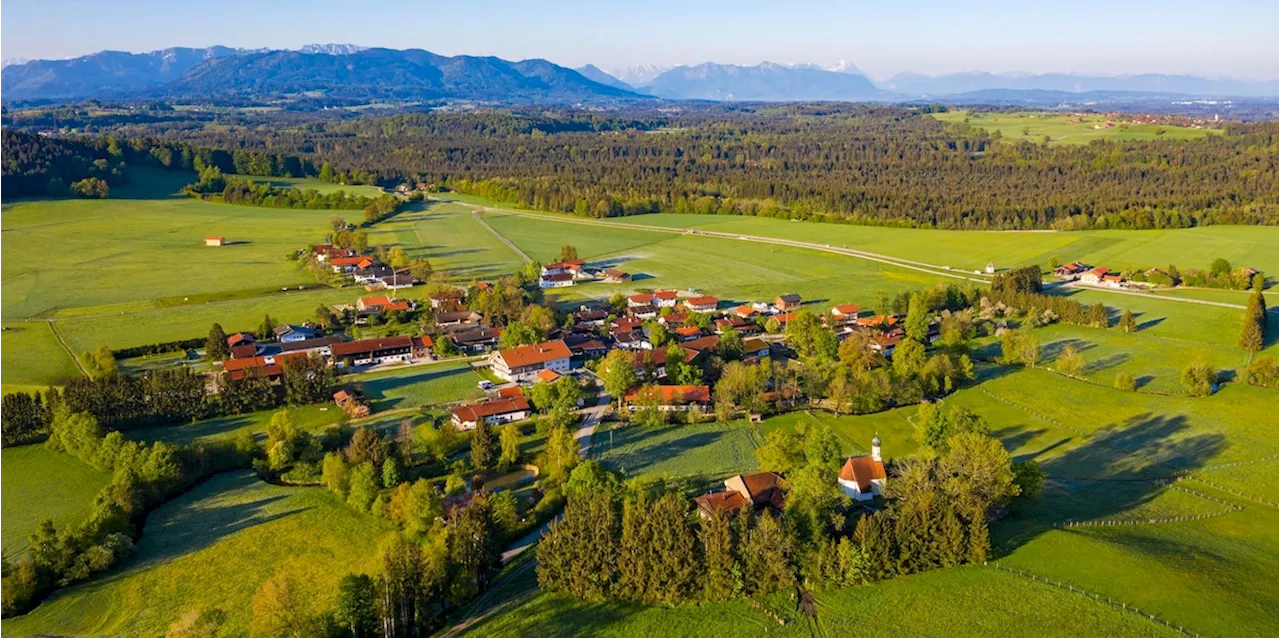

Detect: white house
[1080,267,1110,285]
[487,340,573,383]
[539,273,576,288]
[451,389,531,430]
[837,437,887,501]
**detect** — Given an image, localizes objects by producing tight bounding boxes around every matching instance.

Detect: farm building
[684,295,719,313]
[451,388,531,430]
[623,384,711,411]
[330,336,416,368]
[204,236,225,247]
[775,294,802,310]
[487,340,573,382]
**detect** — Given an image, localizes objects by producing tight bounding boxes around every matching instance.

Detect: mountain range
[2,45,639,103]
[3,44,1275,104]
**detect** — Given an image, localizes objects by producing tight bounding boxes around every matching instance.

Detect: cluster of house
[220,327,436,382]
[692,436,888,519]
[1056,262,1129,288]
[313,244,418,291]
[538,259,632,289]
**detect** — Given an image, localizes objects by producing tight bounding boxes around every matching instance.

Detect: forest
[65,104,1280,230]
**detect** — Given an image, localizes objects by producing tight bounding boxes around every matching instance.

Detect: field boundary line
[450,201,993,284]
[984,562,1198,637]
[1064,281,1245,310]
[1056,484,1241,528]
[46,319,89,378]
[471,209,532,264]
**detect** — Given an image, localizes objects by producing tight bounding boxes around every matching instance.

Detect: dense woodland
[64,105,1280,230]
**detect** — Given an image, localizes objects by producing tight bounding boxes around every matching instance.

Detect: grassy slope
[1,445,111,557]
[353,360,485,411]
[460,566,1174,637]
[593,421,762,490]
[2,471,392,637]
[932,110,1215,145]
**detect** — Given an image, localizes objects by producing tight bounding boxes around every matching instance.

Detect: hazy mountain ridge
[641,61,890,101]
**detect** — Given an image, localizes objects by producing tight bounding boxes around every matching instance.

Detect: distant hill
[642,62,892,101]
[574,64,635,92]
[2,47,645,104]
[609,64,671,87]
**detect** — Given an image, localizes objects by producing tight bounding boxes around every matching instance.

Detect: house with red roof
[623,385,711,411]
[830,304,861,322]
[684,295,719,313]
[451,392,531,430]
[487,340,573,382]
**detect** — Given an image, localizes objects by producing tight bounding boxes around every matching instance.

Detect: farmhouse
[451,389,531,430]
[539,272,576,288]
[623,385,711,411]
[572,308,608,325]
[352,264,395,284]
[831,304,861,322]
[628,293,655,308]
[1079,267,1110,285]
[377,274,417,290]
[628,304,658,320]
[1054,262,1089,279]
[330,336,416,368]
[488,340,573,382]
[357,295,411,314]
[541,260,586,277]
[734,305,757,319]
[632,345,698,378]
[1101,274,1125,288]
[204,236,225,247]
[221,351,308,382]
[266,335,343,360]
[435,310,482,327]
[693,471,788,519]
[603,268,631,283]
[613,331,651,350]
[451,327,500,353]
[429,290,466,309]
[653,290,679,307]
[673,326,703,341]
[684,295,719,313]
[774,294,802,310]
[837,437,887,501]
[742,338,770,360]
[272,324,318,343]
[330,256,375,273]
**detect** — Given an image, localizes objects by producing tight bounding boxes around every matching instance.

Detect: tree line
[99,104,1279,230]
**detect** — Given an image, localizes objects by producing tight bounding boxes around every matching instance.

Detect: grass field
[1,169,338,321]
[1,445,111,558]
[1,321,82,388]
[2,471,393,637]
[241,175,386,198]
[484,212,954,310]
[353,360,485,411]
[460,564,1177,637]
[593,421,762,491]
[932,110,1217,145]
[367,201,526,283]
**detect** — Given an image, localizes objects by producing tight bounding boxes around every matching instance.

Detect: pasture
[460,564,1176,637]
[484,212,954,310]
[1,168,336,321]
[1,445,111,558]
[932,110,1216,145]
[366,201,526,283]
[592,421,762,491]
[1,321,82,389]
[352,360,485,411]
[1,471,393,637]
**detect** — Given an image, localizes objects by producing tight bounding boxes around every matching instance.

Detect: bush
[1246,357,1278,388]
[1114,372,1137,392]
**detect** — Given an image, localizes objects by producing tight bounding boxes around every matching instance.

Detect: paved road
[499,392,610,564]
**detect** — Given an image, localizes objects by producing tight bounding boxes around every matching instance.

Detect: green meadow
[483,212,953,309]
[1,445,111,558]
[1,169,338,321]
[1,321,82,388]
[1,471,393,637]
[932,110,1217,145]
[367,201,526,283]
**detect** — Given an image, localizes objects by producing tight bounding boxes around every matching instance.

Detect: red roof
[682,335,721,352]
[1086,267,1109,277]
[832,304,861,316]
[1102,274,1124,283]
[692,490,747,514]
[452,395,530,423]
[331,336,414,357]
[413,335,434,348]
[624,385,711,404]
[495,340,572,369]
[654,290,679,300]
[674,326,702,338]
[839,456,887,491]
[331,256,371,267]
[734,305,757,317]
[685,296,718,307]
[227,332,255,347]
[855,315,897,327]
[542,273,575,282]
[629,293,655,303]
[774,312,798,324]
[536,369,562,382]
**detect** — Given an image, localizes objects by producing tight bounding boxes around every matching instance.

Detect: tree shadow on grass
[597,427,727,477]
[1040,338,1098,360]
[131,471,312,567]
[994,411,1224,556]
[1082,353,1130,374]
[1136,316,1166,332]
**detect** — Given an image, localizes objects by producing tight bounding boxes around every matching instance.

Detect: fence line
[984,562,1198,637]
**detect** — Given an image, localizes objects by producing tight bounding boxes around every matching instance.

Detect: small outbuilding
[205,236,225,247]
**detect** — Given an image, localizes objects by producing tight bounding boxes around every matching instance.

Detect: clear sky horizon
[2,0,1277,80]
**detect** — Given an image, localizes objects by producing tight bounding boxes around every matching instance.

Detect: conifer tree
[205,323,230,360]
[1118,309,1137,333]
[1241,290,1266,351]
[699,509,739,602]
[966,504,990,564]
[938,502,967,567]
[470,420,495,471]
[743,513,794,595]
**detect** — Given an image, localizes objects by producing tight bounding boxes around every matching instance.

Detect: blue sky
[3,0,1277,79]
